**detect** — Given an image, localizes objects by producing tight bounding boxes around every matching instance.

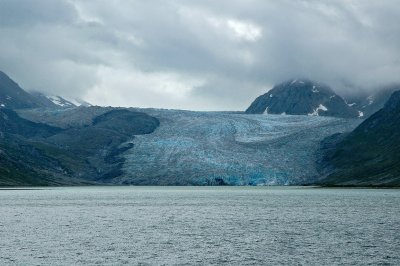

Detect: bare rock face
[246,79,360,118]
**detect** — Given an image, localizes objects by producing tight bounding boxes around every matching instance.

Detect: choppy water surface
[0,187,399,265]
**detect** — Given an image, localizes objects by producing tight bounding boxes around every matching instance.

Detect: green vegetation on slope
[318,91,400,186]
[0,108,160,186]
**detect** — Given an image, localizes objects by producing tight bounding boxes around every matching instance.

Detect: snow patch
[65,97,92,107]
[319,104,328,111]
[263,107,269,114]
[358,111,364,118]
[48,96,66,107]
[63,97,81,106]
[290,79,297,85]
[367,95,374,105]
[269,94,273,98]
[0,104,5,107]
[308,104,328,116]
[46,96,75,107]
[312,86,319,93]
[348,102,356,107]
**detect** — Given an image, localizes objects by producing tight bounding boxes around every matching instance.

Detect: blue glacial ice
[117,110,360,185]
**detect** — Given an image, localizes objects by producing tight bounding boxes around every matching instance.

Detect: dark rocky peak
[246,79,359,118]
[274,79,333,94]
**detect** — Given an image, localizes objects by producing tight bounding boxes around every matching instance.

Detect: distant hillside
[317,90,400,186]
[246,79,360,118]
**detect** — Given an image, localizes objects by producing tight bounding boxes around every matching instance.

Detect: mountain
[12,106,360,186]
[0,107,84,186]
[0,71,42,109]
[317,90,400,186]
[0,106,160,186]
[345,84,400,118]
[31,92,92,108]
[0,70,91,110]
[46,109,160,180]
[246,79,360,118]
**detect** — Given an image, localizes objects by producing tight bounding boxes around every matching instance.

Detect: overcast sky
[0,0,399,110]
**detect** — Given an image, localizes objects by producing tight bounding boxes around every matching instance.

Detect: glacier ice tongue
[118,110,360,185]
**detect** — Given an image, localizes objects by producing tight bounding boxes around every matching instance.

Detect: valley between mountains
[1,71,399,186]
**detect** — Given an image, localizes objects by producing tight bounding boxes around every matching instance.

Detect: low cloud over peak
[0,0,399,110]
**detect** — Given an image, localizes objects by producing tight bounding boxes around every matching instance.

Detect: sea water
[0,187,399,265]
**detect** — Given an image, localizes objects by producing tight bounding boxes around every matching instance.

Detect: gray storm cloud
[0,0,399,110]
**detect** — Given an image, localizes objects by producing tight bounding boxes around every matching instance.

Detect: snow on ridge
[46,95,76,107]
[290,79,297,85]
[308,104,328,116]
[348,102,356,107]
[65,98,81,106]
[47,96,70,107]
[64,97,92,107]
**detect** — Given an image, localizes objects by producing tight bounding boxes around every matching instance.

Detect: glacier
[115,110,360,186]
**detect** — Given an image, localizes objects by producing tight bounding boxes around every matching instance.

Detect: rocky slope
[317,90,400,186]
[246,79,360,118]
